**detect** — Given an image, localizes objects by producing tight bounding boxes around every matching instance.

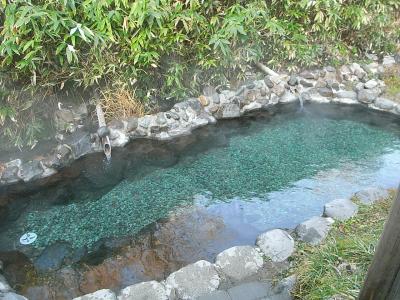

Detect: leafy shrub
[0,0,399,147]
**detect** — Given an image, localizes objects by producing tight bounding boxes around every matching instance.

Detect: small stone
[300,92,312,102]
[73,289,117,300]
[270,75,283,85]
[323,199,358,221]
[203,85,217,96]
[272,84,285,97]
[125,117,138,132]
[315,79,327,88]
[318,87,334,97]
[364,79,378,89]
[355,187,389,205]
[97,126,110,138]
[19,160,43,182]
[108,120,124,130]
[330,82,340,91]
[1,159,22,184]
[199,95,209,106]
[244,89,259,102]
[295,216,335,245]
[256,229,295,262]
[215,246,264,281]
[332,97,359,105]
[325,66,336,72]
[288,75,298,86]
[300,70,317,80]
[264,77,274,88]
[354,82,365,91]
[272,275,297,299]
[279,91,298,103]
[165,260,220,299]
[155,113,167,126]
[357,88,380,103]
[242,102,262,113]
[366,53,379,61]
[299,79,314,87]
[227,282,272,300]
[118,281,168,300]
[382,55,396,68]
[374,97,395,110]
[337,262,357,275]
[138,115,153,129]
[260,87,268,97]
[334,90,357,99]
[216,103,240,119]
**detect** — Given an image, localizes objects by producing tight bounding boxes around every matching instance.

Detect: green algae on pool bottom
[22,116,400,249]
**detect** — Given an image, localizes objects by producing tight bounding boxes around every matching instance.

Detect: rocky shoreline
[0,55,399,189]
[0,186,387,300]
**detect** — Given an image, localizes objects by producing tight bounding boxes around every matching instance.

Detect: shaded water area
[1,104,400,299]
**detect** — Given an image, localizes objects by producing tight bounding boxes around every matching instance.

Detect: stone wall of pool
[0,186,390,299]
[0,55,399,190]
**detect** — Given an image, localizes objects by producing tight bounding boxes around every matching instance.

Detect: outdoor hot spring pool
[1,104,400,299]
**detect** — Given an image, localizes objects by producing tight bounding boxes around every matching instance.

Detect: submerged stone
[34,242,72,273]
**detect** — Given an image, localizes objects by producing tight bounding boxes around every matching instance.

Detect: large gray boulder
[118,281,168,300]
[73,289,117,300]
[215,246,264,282]
[215,103,240,119]
[323,199,358,221]
[374,97,396,110]
[256,229,295,262]
[295,216,335,245]
[357,88,380,104]
[355,187,389,205]
[165,260,220,299]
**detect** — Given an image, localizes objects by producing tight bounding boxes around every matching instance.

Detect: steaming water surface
[1,104,400,299]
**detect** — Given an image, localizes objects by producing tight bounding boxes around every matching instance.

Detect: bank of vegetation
[291,191,394,299]
[0,0,399,148]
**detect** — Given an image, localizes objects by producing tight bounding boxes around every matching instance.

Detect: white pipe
[96,103,111,160]
[255,62,279,77]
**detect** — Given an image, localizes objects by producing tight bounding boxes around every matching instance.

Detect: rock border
[1,186,378,300]
[0,55,399,187]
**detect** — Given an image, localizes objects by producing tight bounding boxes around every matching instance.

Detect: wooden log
[359,187,400,300]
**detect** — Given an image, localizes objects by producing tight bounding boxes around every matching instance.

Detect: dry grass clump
[382,64,400,102]
[100,86,146,122]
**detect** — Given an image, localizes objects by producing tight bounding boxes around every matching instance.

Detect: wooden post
[359,187,400,300]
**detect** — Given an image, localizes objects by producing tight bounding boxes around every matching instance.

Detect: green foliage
[291,192,394,299]
[0,0,399,147]
[1,0,398,91]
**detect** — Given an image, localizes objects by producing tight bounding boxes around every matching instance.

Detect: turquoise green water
[16,113,400,250]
